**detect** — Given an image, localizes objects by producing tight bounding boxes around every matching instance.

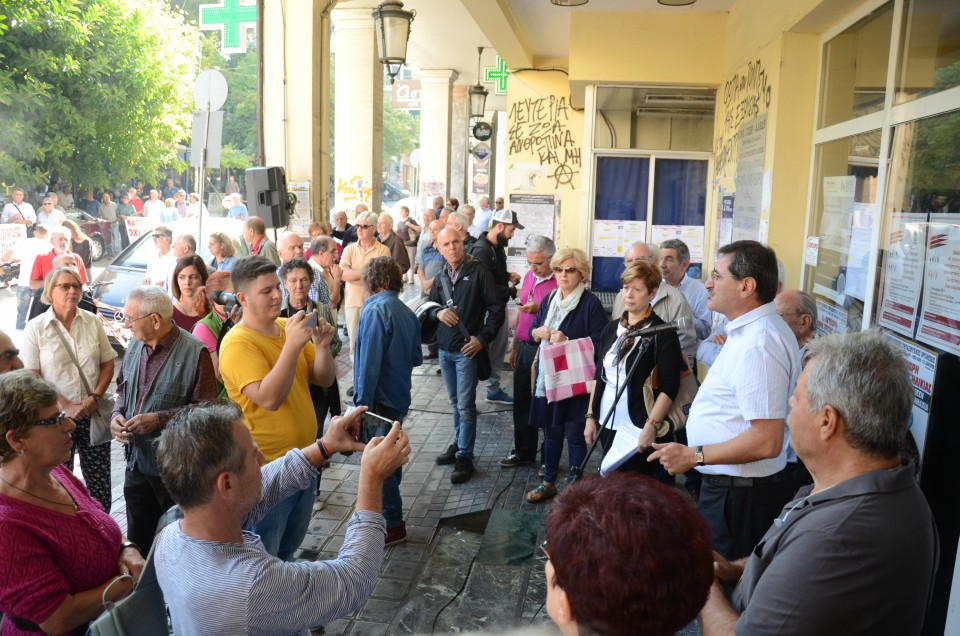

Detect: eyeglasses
[123,312,156,326]
[527,260,545,268]
[356,224,373,229]
[43,202,53,206]
[539,540,551,561]
[54,283,81,292]
[152,234,168,240]
[0,349,19,360]
[36,412,71,427]
[777,311,806,318]
[553,266,579,275]
[710,269,739,282]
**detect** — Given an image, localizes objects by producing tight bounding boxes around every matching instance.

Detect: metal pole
[197,103,212,247]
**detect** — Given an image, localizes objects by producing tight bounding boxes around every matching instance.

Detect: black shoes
[451,457,475,483]
[436,443,458,465]
[499,453,533,467]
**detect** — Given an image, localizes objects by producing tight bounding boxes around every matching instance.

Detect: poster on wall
[883,332,937,458]
[815,298,848,338]
[877,212,928,337]
[287,181,311,218]
[732,115,767,242]
[0,224,27,257]
[820,176,856,251]
[916,213,960,356]
[651,225,705,263]
[718,193,734,248]
[592,220,646,258]
[507,193,556,275]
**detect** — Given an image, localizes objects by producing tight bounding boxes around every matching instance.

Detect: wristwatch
[695,445,705,466]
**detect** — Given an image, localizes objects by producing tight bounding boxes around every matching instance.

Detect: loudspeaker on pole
[245,166,288,228]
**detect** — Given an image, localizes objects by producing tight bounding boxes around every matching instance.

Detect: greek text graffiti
[508,95,581,189]
[714,59,773,179]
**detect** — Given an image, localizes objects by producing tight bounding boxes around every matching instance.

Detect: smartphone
[360,412,396,442]
[305,311,318,328]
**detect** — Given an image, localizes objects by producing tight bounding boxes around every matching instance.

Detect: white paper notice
[878,213,928,337]
[815,298,848,338]
[507,194,557,275]
[651,225,706,263]
[804,236,820,266]
[883,332,938,458]
[916,213,960,356]
[599,424,641,476]
[593,220,647,258]
[821,176,856,251]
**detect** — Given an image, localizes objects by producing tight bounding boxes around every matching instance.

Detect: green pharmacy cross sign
[199,0,257,54]
[484,56,509,94]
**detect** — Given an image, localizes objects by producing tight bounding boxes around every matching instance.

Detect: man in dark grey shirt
[701,330,939,636]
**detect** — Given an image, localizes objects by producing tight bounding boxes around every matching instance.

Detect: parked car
[382,181,409,203]
[64,208,113,262]
[89,217,246,320]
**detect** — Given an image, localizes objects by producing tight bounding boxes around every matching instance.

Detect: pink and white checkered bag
[541,337,596,403]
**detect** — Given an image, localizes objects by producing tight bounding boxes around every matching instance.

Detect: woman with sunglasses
[0,371,144,635]
[526,248,607,503]
[21,267,116,512]
[584,261,683,483]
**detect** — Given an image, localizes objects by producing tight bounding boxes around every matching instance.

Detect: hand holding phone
[360,412,398,443]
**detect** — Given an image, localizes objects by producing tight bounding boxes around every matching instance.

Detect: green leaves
[0,0,200,189]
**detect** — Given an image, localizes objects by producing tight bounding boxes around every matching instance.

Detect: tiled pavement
[95,283,698,635]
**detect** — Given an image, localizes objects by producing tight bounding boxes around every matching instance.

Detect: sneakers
[385,521,407,547]
[499,453,533,467]
[486,389,514,405]
[451,457,475,483]
[526,482,557,503]
[436,443,458,465]
[538,465,545,477]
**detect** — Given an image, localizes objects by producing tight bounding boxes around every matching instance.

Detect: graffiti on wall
[507,95,582,189]
[714,59,773,179]
[336,176,372,204]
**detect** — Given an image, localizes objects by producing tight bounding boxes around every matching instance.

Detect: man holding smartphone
[353,256,423,545]
[220,256,338,560]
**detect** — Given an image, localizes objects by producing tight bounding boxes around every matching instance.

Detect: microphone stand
[570,335,654,484]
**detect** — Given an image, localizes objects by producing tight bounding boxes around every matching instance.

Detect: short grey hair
[461,204,475,216]
[0,371,59,462]
[796,291,817,324]
[41,267,82,304]
[174,234,196,252]
[50,227,70,241]
[312,235,336,256]
[803,329,911,459]
[157,402,246,508]
[526,235,556,259]
[128,285,174,321]
[660,239,690,264]
[440,206,455,216]
[356,210,378,226]
[627,241,659,261]
[447,212,469,231]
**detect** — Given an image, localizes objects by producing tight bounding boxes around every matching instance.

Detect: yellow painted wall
[504,71,584,250]
[570,12,727,86]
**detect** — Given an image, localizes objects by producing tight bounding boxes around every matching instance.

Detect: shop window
[591,156,650,291]
[803,132,881,335]
[594,87,714,151]
[819,3,894,128]
[896,0,960,102]
[651,159,709,279]
[874,109,960,356]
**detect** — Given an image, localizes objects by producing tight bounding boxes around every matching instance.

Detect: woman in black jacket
[585,261,683,482]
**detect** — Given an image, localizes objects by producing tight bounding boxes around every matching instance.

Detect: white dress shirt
[677,274,711,342]
[686,302,799,478]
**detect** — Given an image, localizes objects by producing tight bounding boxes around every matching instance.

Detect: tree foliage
[0,0,200,191]
[382,92,419,165]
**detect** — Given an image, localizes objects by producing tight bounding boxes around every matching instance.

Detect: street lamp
[657,0,698,5]
[469,47,488,121]
[551,0,589,6]
[372,0,415,84]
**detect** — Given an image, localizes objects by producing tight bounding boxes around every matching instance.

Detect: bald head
[277,232,304,262]
[775,290,817,348]
[0,330,23,374]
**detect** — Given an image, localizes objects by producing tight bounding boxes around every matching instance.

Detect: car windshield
[110,218,245,269]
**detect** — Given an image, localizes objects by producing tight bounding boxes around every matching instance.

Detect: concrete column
[332,1,383,215]
[261,0,334,222]
[449,84,469,203]
[418,69,458,207]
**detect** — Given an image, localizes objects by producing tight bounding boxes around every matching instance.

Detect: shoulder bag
[642,343,698,433]
[438,271,492,380]
[52,322,115,445]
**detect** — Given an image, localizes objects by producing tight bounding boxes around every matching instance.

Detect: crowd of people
[0,188,942,635]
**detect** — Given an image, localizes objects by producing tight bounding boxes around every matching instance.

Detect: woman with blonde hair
[526,248,607,503]
[208,231,238,271]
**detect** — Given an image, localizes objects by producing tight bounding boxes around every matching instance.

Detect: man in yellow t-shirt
[220,256,337,560]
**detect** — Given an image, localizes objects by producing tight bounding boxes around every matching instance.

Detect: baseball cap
[491,208,524,230]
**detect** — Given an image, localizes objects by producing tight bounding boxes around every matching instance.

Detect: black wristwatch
[119,540,140,555]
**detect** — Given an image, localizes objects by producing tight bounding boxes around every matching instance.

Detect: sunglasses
[553,266,579,275]
[356,224,373,229]
[152,234,168,240]
[36,412,71,427]
[54,283,81,292]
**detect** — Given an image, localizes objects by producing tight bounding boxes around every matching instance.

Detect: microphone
[625,316,688,338]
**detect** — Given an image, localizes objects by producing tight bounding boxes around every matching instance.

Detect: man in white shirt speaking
[651,240,799,560]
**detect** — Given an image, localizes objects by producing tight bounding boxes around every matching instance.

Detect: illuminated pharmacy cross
[484,56,509,94]
[199,0,257,54]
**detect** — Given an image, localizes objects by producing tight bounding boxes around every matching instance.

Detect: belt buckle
[732,476,754,488]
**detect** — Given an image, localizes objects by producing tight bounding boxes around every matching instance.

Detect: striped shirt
[686,302,799,478]
[155,450,385,635]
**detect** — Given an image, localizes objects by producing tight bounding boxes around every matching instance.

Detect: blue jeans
[439,350,478,460]
[252,476,317,561]
[542,419,587,484]
[383,466,404,528]
[16,285,33,329]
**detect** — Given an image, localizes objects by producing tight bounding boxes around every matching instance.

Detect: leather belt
[702,467,792,488]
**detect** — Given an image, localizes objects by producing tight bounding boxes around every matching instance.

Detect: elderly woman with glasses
[526,248,607,503]
[542,473,713,636]
[584,261,683,483]
[0,371,144,635]
[339,210,390,360]
[21,267,116,512]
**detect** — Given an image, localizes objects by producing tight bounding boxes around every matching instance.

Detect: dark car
[382,181,409,203]
[90,217,246,320]
[64,208,112,261]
